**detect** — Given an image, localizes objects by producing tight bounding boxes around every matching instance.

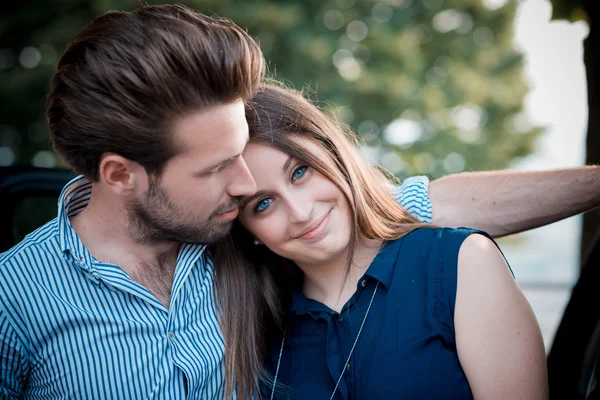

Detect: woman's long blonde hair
[211,81,429,399]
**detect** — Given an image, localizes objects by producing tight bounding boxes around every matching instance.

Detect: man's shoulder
[0,218,61,273]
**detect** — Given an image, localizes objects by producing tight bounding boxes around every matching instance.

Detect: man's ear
[98,153,147,196]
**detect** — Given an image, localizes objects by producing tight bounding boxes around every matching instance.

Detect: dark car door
[0,166,75,252]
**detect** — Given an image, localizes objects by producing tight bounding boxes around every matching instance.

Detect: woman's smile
[294,207,333,241]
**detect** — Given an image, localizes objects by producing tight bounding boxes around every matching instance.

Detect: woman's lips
[296,209,332,240]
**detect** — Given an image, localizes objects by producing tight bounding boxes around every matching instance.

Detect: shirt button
[346,363,351,370]
[338,315,343,322]
[168,332,174,339]
[361,279,367,288]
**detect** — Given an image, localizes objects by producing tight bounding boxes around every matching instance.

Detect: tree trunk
[547,2,600,398]
[582,0,600,264]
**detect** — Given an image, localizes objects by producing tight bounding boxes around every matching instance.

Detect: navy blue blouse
[264,227,494,400]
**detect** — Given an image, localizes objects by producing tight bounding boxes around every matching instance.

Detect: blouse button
[338,315,343,322]
[361,279,367,288]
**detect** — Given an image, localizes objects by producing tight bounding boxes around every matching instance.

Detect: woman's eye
[292,165,308,181]
[253,198,273,213]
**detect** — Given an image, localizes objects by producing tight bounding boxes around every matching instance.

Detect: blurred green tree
[549,0,586,21]
[0,0,540,180]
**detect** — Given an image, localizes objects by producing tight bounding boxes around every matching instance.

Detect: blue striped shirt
[0,175,431,399]
[391,176,432,224]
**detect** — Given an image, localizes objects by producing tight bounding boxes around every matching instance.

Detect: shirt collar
[57,175,96,270]
[289,237,405,317]
[57,176,209,274]
[290,288,333,318]
[363,238,404,291]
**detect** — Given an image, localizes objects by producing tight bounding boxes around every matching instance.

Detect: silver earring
[253,239,262,245]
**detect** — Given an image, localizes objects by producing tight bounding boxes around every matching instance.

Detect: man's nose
[227,156,257,198]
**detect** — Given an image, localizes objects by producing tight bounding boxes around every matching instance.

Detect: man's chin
[179,219,234,245]
[203,220,234,243]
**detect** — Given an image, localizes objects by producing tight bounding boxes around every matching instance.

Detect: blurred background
[0,0,597,351]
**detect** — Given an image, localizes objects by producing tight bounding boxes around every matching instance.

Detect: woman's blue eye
[253,198,273,213]
[292,165,308,181]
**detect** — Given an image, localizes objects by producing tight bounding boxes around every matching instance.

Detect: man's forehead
[173,100,246,134]
[171,101,248,157]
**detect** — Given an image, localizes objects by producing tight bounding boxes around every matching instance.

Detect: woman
[212,82,548,399]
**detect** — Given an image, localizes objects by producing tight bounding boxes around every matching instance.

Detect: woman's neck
[299,238,383,312]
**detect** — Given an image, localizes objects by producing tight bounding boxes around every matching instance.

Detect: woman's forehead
[246,135,330,158]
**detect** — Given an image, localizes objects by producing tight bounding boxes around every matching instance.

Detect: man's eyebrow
[196,155,238,176]
[196,133,249,176]
[240,190,266,210]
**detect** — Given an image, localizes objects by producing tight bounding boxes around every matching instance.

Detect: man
[0,3,599,399]
[1,5,264,399]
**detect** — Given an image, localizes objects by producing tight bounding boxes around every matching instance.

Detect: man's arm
[429,166,600,237]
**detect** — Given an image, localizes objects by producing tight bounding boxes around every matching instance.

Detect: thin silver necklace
[270,281,380,400]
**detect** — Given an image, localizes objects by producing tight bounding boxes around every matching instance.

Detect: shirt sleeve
[0,308,28,399]
[390,176,432,223]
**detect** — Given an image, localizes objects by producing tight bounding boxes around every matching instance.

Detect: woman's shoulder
[400,226,492,250]
[429,227,500,273]
[456,232,510,279]
[380,227,492,276]
[381,227,499,280]
[394,226,504,297]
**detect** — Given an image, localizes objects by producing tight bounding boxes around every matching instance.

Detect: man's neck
[70,189,180,308]
[299,238,383,313]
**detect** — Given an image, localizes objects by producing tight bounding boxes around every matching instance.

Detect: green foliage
[0,0,541,179]
[548,0,588,22]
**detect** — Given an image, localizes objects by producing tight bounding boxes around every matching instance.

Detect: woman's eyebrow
[240,155,294,210]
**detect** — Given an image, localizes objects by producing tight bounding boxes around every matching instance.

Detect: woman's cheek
[261,222,287,248]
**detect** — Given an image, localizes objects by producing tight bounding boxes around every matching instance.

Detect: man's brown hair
[47,4,265,180]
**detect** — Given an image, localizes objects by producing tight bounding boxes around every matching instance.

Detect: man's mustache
[212,197,242,216]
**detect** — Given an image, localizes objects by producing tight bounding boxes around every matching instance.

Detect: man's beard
[127,180,238,245]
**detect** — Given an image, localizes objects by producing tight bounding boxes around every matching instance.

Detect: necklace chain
[270,281,380,400]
